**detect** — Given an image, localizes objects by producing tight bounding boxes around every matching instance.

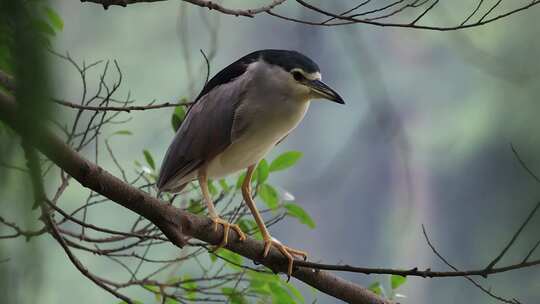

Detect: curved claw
[262,238,308,277]
[210,217,246,249]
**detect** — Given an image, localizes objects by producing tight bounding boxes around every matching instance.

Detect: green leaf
[215,248,243,268]
[256,159,269,184]
[284,203,315,229]
[171,104,187,132]
[33,19,55,37]
[284,281,304,304]
[144,285,159,293]
[248,271,271,294]
[209,251,217,263]
[219,178,230,193]
[269,151,303,172]
[249,282,271,296]
[143,285,161,302]
[166,276,182,285]
[269,282,294,304]
[238,218,255,233]
[368,281,384,296]
[247,270,281,299]
[221,287,247,304]
[44,7,64,31]
[186,199,204,214]
[238,219,262,240]
[259,184,279,210]
[208,180,218,196]
[112,130,132,136]
[391,275,407,290]
[247,268,280,284]
[181,275,197,300]
[236,172,246,189]
[143,149,155,170]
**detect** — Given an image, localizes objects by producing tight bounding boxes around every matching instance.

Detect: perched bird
[157,49,344,276]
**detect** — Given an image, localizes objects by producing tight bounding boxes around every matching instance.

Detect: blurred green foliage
[0,1,62,304]
[0,0,62,73]
[171,103,187,132]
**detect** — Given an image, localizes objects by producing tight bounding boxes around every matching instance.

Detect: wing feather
[157,77,248,191]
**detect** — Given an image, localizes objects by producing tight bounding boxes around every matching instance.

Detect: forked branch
[82,0,540,31]
[0,88,390,304]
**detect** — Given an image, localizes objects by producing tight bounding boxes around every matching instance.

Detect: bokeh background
[2,1,540,303]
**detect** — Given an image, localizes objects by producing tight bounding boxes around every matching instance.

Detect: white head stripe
[291,68,321,80]
[306,72,321,80]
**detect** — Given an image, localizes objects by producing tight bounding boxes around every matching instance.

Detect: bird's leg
[198,169,246,249]
[242,165,307,277]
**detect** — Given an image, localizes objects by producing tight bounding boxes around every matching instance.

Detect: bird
[157,49,344,276]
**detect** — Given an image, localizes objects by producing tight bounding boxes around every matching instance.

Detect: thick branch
[0,89,389,304]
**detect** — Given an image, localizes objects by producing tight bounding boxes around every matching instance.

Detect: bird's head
[254,50,345,104]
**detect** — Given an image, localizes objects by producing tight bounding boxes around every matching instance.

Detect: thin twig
[53,99,192,112]
[485,201,540,271]
[199,49,211,87]
[511,143,540,184]
[422,225,520,304]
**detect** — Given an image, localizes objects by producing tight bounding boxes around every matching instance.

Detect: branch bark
[53,98,192,112]
[81,0,287,17]
[79,0,540,31]
[0,89,390,304]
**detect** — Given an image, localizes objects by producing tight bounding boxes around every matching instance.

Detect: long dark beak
[307,79,345,104]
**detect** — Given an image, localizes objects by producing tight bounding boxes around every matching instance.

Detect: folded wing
[157,77,248,192]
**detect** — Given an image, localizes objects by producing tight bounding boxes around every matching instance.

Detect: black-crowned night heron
[157,49,344,276]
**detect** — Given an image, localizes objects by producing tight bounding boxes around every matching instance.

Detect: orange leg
[198,168,246,249]
[241,165,307,277]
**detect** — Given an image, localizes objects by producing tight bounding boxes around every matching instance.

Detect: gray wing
[157,79,247,191]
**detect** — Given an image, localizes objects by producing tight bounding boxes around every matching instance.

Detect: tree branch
[294,255,540,278]
[421,225,520,304]
[53,98,192,112]
[0,89,390,304]
[21,142,135,303]
[79,0,540,31]
[279,0,540,31]
[485,200,540,271]
[293,201,540,279]
[81,0,288,17]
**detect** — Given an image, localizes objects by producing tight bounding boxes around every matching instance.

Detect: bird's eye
[292,71,305,81]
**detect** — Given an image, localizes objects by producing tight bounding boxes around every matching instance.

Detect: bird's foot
[210,216,246,249]
[263,236,308,278]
